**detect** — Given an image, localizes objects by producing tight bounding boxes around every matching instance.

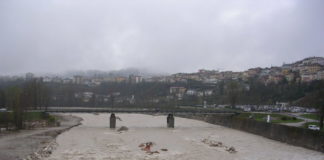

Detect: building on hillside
[247,68,262,77]
[285,73,295,82]
[75,92,94,103]
[299,64,322,74]
[266,75,284,84]
[52,76,63,83]
[89,78,103,86]
[115,77,127,83]
[103,77,115,82]
[197,91,204,97]
[203,78,218,84]
[302,57,324,65]
[73,75,84,84]
[301,74,317,82]
[169,87,186,95]
[129,75,143,84]
[317,71,324,80]
[63,78,73,84]
[186,89,197,96]
[43,76,51,83]
[281,68,291,75]
[204,90,213,96]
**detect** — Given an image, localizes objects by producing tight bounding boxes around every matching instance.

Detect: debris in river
[148,151,160,155]
[202,138,223,147]
[117,126,128,132]
[161,148,168,151]
[116,116,122,121]
[142,142,154,152]
[138,142,160,155]
[226,146,237,153]
[202,138,237,153]
[25,141,57,160]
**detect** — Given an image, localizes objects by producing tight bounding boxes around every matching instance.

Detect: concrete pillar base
[110,113,116,128]
[167,114,174,128]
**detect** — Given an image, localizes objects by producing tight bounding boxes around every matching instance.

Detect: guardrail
[29,108,237,114]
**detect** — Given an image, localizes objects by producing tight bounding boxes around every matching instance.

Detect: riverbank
[0,114,82,160]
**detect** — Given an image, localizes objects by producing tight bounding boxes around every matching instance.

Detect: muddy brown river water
[46,113,323,160]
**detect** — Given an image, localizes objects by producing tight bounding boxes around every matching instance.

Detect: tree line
[0,78,322,129]
[0,79,50,129]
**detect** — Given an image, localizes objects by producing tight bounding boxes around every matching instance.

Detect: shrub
[41,112,50,119]
[48,116,56,123]
[281,117,288,121]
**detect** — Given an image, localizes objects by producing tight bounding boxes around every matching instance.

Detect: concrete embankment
[0,114,82,160]
[179,114,324,153]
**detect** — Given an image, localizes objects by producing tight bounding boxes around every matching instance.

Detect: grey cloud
[0,0,323,75]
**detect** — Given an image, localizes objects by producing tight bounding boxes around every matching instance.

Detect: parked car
[308,125,320,130]
[0,108,7,112]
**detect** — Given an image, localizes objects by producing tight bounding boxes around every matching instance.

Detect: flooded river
[46,114,323,160]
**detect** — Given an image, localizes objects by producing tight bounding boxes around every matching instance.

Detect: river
[46,113,323,160]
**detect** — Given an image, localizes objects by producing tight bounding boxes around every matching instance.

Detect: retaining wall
[180,114,324,153]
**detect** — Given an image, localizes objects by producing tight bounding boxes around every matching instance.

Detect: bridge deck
[31,108,237,114]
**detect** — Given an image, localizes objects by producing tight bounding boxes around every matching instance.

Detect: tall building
[73,75,83,84]
[129,75,143,84]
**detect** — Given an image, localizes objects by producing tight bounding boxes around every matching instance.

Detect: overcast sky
[0,0,323,75]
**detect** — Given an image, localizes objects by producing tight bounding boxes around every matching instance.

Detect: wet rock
[117,126,128,132]
[226,147,237,153]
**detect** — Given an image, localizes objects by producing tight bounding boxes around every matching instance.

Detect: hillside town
[2,57,323,85]
[0,57,323,113]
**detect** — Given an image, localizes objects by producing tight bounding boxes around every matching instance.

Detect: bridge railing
[30,107,237,114]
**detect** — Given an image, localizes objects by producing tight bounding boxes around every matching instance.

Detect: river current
[46,113,323,160]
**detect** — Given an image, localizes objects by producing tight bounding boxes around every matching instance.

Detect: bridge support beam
[167,114,174,128]
[110,113,116,129]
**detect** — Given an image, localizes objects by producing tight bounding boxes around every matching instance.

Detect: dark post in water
[167,114,174,128]
[110,113,116,128]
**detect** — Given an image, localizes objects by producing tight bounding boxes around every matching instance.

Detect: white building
[186,89,197,96]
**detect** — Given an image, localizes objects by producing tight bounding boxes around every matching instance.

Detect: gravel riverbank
[0,114,82,160]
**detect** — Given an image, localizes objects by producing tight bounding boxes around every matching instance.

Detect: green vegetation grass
[0,112,55,123]
[0,112,13,123]
[237,113,303,124]
[300,114,320,121]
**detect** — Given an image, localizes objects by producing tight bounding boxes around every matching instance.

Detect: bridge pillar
[110,113,116,129]
[167,114,174,128]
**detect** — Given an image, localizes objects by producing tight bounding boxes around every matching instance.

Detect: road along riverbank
[46,113,323,160]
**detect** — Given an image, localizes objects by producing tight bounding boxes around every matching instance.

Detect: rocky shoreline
[0,114,82,160]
